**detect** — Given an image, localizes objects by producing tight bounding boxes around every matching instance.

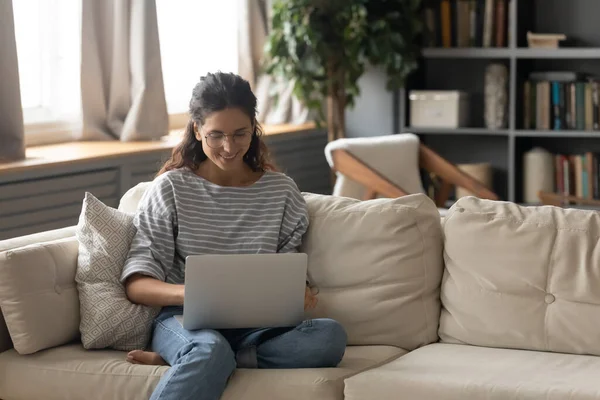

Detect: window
[12,0,237,144]
[13,0,82,142]
[156,0,238,117]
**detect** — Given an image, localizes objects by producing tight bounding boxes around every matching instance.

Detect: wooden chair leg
[330,149,409,198]
[363,189,377,200]
[434,181,453,208]
[419,144,499,201]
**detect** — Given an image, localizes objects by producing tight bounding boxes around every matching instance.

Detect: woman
[120,72,347,400]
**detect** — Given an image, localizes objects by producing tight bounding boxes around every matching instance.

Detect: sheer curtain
[0,0,25,161]
[79,0,168,141]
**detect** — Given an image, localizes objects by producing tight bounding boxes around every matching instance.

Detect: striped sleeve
[277,179,309,254]
[121,177,177,283]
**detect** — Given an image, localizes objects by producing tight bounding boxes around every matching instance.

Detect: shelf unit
[422,48,600,59]
[399,0,600,203]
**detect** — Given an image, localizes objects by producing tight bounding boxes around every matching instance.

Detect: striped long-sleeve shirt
[120,168,309,285]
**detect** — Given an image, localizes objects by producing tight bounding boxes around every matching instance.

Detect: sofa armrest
[0,226,76,253]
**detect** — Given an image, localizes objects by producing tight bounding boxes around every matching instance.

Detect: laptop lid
[180,253,308,330]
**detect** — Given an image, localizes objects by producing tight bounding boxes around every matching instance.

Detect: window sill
[1,122,317,177]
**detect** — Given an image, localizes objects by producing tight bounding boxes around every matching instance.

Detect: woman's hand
[304,286,318,311]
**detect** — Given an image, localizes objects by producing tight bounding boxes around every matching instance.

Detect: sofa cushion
[0,226,78,353]
[119,181,153,213]
[300,192,443,350]
[344,343,600,400]
[0,225,76,253]
[76,192,159,351]
[440,196,600,356]
[0,343,406,400]
[0,237,80,355]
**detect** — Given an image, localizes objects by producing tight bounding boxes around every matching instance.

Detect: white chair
[324,133,498,212]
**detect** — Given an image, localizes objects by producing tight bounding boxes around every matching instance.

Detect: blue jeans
[149,306,347,400]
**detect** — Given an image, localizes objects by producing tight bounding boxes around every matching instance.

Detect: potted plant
[264,0,423,142]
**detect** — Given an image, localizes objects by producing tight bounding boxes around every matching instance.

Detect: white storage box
[409,90,470,128]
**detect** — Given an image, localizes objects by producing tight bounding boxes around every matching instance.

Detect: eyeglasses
[203,132,252,149]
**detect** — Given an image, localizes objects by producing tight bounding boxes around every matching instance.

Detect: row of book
[553,152,600,200]
[423,0,508,48]
[523,72,600,131]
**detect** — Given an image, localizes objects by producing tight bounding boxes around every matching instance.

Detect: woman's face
[195,108,253,172]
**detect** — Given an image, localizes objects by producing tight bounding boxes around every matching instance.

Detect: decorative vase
[523,147,554,203]
[484,63,508,129]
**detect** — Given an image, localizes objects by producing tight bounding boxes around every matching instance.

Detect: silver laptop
[175,253,308,330]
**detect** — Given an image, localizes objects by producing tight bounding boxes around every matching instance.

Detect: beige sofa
[1,183,600,400]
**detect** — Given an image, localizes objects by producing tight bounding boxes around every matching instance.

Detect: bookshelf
[399,0,600,203]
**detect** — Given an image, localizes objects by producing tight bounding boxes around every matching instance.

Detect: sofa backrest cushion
[0,237,80,354]
[301,193,444,350]
[118,181,153,213]
[440,196,600,356]
[0,226,76,253]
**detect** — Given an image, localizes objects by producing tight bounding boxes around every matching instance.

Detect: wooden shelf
[538,191,600,208]
[515,48,600,59]
[422,48,511,59]
[514,130,600,138]
[421,47,600,60]
[406,127,510,136]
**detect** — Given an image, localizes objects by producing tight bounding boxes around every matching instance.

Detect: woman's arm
[124,274,184,307]
[120,176,179,307]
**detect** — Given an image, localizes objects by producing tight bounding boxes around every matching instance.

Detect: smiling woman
[195,109,255,172]
[119,71,346,400]
[158,72,275,181]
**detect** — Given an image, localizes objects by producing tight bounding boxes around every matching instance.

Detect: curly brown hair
[158,72,276,176]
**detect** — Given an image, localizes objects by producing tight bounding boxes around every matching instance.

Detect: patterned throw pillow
[75,192,160,350]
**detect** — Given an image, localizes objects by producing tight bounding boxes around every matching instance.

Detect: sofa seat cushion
[0,342,406,400]
[345,343,600,400]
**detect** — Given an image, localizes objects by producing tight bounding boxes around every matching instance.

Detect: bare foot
[126,350,168,366]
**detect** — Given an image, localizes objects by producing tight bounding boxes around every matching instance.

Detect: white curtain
[238,0,310,125]
[80,0,168,141]
[0,0,25,161]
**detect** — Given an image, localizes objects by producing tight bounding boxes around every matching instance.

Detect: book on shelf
[423,0,508,48]
[551,152,600,200]
[523,71,600,131]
